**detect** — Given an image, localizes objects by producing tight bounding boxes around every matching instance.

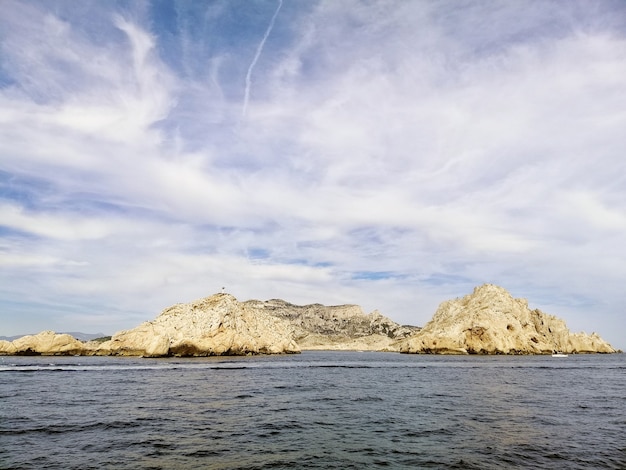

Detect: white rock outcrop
[0,330,86,355]
[398,284,616,354]
[99,293,301,357]
[0,340,16,354]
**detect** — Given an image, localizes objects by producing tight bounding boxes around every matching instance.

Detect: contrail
[242,0,283,117]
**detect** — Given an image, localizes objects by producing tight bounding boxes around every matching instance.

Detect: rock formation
[245,298,419,351]
[0,286,616,356]
[398,284,616,354]
[100,293,301,357]
[0,330,86,355]
[0,294,301,357]
[0,295,417,356]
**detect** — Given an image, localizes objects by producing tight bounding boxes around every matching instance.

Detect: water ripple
[1,352,624,469]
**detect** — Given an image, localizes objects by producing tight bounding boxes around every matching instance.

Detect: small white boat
[552,352,568,357]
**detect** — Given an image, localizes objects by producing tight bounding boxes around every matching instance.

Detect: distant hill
[0,332,108,342]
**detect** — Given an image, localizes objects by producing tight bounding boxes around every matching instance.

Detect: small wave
[0,419,142,436]
[314,364,373,368]
[185,449,222,458]
[351,396,384,402]
[403,428,455,438]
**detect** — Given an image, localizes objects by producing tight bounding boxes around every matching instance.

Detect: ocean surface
[1,352,624,469]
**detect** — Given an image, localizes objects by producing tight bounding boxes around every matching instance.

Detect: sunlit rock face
[398,284,616,355]
[0,340,15,354]
[102,295,418,356]
[0,331,85,355]
[244,298,420,351]
[100,293,301,357]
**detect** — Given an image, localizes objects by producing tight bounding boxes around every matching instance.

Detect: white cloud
[558,191,626,232]
[0,253,87,269]
[0,202,112,240]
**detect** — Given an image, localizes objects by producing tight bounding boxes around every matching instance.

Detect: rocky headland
[0,285,617,356]
[397,284,616,354]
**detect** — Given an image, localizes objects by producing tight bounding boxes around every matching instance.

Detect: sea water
[1,352,624,469]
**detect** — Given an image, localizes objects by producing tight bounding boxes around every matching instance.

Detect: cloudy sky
[1,0,625,348]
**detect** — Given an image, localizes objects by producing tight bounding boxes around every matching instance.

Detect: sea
[1,352,624,469]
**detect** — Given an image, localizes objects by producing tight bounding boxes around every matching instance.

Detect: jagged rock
[398,284,616,355]
[100,293,301,357]
[245,299,419,351]
[2,331,85,355]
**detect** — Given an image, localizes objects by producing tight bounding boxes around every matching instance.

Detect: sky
[1,0,625,349]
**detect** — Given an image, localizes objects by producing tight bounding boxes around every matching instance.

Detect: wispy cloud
[242,0,283,117]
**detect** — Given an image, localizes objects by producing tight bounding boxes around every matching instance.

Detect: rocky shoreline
[0,285,617,356]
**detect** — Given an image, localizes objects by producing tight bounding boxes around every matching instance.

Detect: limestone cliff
[1,286,615,356]
[398,284,616,355]
[100,293,300,357]
[244,299,419,351]
[0,331,86,355]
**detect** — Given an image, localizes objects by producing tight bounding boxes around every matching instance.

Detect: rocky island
[0,285,617,356]
[397,284,616,354]
[0,293,414,356]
